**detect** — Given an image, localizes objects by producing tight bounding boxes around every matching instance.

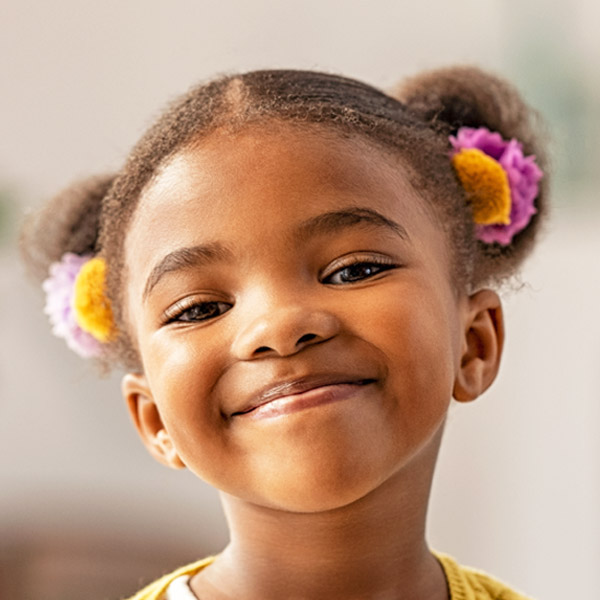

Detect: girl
[21,66,547,599]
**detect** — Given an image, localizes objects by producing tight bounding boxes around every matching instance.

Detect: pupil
[184,303,217,321]
[346,264,372,280]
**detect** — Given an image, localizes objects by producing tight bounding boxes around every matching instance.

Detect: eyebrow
[294,207,409,243]
[142,207,409,301]
[143,242,234,300]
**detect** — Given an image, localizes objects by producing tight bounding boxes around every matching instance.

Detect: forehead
[129,126,433,232]
[143,128,415,209]
[125,126,448,293]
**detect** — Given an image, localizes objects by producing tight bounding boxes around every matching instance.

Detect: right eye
[163,299,232,324]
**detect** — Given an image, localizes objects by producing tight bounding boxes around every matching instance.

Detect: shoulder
[123,556,215,600]
[434,552,534,600]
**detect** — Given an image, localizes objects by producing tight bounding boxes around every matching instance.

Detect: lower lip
[241,382,369,420]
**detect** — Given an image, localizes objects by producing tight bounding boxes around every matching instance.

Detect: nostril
[251,334,320,358]
[297,333,318,345]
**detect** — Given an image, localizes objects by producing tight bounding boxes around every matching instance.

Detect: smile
[232,377,376,420]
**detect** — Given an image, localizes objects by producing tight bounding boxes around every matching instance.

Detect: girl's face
[123,127,468,512]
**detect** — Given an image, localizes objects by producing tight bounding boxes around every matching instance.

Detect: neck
[191,430,448,600]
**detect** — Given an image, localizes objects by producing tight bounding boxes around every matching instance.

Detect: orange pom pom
[73,257,115,342]
[451,148,512,226]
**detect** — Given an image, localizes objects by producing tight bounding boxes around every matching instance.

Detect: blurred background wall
[1,1,598,598]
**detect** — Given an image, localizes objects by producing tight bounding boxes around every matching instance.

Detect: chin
[249,458,393,514]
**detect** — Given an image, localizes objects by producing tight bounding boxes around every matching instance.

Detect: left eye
[323,261,396,285]
[163,300,232,324]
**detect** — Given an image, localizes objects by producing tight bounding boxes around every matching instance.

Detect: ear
[453,289,505,403]
[121,373,186,469]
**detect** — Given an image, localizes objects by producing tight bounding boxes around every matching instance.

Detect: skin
[121,126,504,599]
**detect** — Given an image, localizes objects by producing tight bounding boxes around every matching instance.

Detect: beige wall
[1,1,599,598]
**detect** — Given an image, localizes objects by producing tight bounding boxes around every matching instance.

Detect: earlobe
[121,373,186,469]
[453,289,505,403]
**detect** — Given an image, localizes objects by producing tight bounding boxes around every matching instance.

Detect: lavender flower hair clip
[450,126,543,246]
[43,253,115,358]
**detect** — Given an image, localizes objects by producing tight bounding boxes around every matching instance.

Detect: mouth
[232,376,377,420]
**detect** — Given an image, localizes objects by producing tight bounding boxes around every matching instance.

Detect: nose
[231,300,340,360]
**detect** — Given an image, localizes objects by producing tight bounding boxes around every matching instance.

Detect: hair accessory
[450,126,543,245]
[43,253,115,358]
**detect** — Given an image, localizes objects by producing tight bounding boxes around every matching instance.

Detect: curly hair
[20,66,549,370]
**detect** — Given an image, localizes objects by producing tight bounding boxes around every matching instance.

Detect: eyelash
[162,256,398,324]
[162,298,232,325]
[321,255,398,285]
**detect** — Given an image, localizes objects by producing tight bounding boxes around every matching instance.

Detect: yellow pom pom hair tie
[43,253,117,358]
[451,148,511,226]
[449,126,543,246]
[73,257,116,343]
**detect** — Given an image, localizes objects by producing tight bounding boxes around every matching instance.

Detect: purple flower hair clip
[450,126,543,246]
[42,253,104,358]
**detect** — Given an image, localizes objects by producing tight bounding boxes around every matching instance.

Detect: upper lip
[231,373,377,416]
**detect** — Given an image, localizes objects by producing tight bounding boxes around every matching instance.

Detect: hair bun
[20,174,114,282]
[394,66,543,157]
[393,66,549,286]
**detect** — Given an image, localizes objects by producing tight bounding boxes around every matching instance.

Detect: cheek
[142,331,226,445]
[146,332,215,393]
[354,283,459,418]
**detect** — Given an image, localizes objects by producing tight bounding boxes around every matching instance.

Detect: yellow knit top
[124,552,533,600]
